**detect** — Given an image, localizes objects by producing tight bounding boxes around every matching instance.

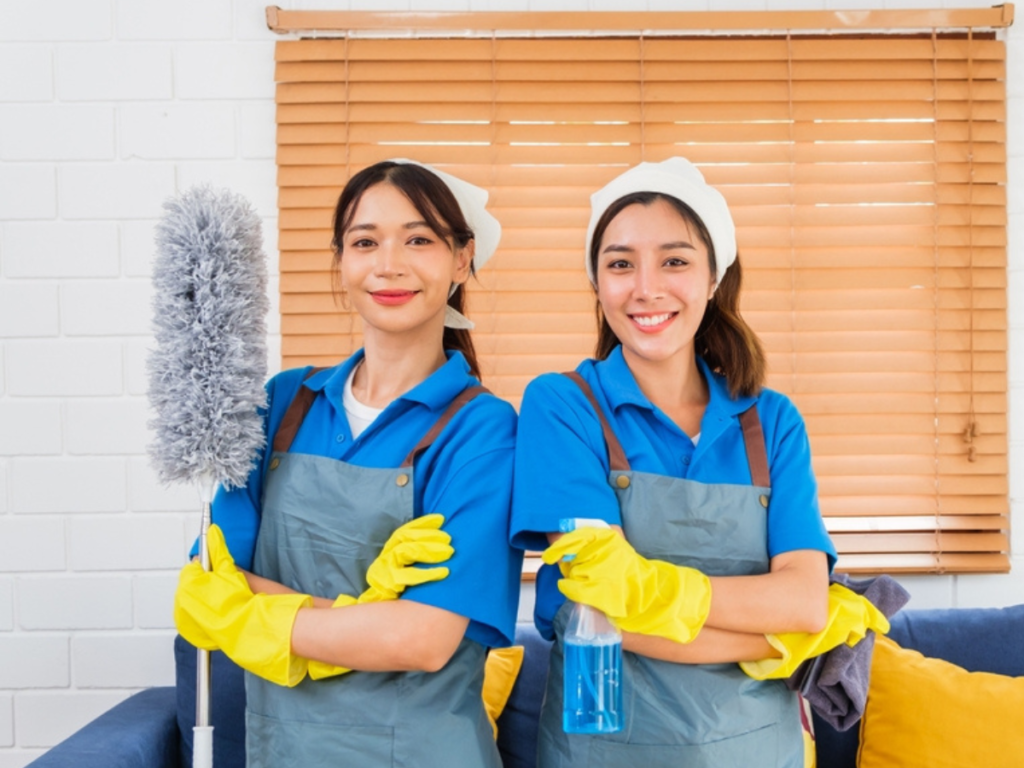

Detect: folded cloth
[786,573,910,731]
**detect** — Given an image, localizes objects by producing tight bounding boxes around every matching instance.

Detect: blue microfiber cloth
[786,573,910,731]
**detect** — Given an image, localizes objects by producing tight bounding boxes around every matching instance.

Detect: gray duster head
[148,186,269,491]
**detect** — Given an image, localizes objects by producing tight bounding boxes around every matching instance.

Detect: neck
[355,321,448,408]
[622,345,708,415]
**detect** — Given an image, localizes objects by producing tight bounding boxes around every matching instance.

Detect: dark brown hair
[331,161,480,379]
[589,191,766,398]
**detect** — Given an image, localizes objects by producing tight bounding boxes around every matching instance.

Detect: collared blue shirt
[207,349,522,647]
[510,346,836,638]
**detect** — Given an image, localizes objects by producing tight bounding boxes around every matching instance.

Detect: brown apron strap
[563,372,631,472]
[272,367,327,454]
[739,404,771,488]
[400,385,490,469]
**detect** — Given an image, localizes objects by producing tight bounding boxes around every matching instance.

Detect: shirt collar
[303,349,475,413]
[595,345,757,417]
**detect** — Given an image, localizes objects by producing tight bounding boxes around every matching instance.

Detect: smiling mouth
[370,290,418,305]
[630,312,677,330]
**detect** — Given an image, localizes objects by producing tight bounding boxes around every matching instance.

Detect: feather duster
[147,186,269,494]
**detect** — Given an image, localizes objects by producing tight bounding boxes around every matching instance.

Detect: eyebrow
[601,241,697,254]
[346,221,432,234]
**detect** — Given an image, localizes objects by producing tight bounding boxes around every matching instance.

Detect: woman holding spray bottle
[509,157,884,767]
[174,159,521,768]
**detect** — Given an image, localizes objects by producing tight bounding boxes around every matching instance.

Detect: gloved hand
[542,527,711,645]
[739,583,891,680]
[359,513,453,603]
[174,525,312,687]
[306,514,454,680]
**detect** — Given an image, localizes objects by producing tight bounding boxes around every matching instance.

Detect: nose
[633,257,665,301]
[374,239,406,278]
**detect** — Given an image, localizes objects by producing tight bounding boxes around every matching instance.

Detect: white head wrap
[585,157,736,288]
[389,158,501,330]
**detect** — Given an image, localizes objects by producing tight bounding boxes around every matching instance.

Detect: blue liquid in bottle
[563,632,623,734]
[558,517,623,735]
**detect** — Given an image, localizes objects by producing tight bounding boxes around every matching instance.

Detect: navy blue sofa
[25,605,1024,768]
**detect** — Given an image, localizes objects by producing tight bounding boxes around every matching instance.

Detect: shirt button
[682,456,691,465]
[336,434,346,443]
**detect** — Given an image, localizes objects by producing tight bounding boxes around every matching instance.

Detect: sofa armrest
[24,687,178,768]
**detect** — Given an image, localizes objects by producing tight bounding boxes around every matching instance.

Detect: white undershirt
[343,365,386,439]
[692,432,701,446]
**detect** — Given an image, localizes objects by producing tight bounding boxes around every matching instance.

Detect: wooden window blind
[273,18,1009,575]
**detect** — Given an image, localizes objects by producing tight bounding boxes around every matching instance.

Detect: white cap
[389,159,501,330]
[585,157,736,287]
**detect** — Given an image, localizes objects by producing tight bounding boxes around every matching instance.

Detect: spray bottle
[559,518,623,734]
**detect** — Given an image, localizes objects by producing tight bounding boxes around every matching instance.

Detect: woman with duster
[510,157,887,767]
[174,159,521,768]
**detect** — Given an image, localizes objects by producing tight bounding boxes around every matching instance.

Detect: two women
[175,156,837,768]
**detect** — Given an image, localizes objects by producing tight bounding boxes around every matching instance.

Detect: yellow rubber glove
[174,525,312,688]
[739,583,891,680]
[359,513,453,603]
[306,514,454,680]
[542,527,712,645]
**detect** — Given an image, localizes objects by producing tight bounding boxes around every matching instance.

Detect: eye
[408,235,435,246]
[350,237,376,248]
[664,256,689,267]
[605,258,632,270]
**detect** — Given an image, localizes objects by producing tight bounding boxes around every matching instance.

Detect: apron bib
[537,373,803,768]
[245,374,501,768]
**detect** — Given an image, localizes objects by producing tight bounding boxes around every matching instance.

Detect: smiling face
[338,182,472,339]
[595,197,716,368]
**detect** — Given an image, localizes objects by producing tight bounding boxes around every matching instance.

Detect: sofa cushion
[857,635,1024,768]
[485,645,526,737]
[813,603,1024,768]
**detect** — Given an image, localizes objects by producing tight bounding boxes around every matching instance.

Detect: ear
[708,280,717,301]
[452,239,474,285]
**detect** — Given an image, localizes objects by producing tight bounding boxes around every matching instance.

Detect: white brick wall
[0,1,1020,766]
[0,47,53,102]
[0,167,56,220]
[72,634,175,687]
[0,106,115,162]
[0,636,69,689]
[3,223,120,279]
[0,580,12,631]
[17,576,133,630]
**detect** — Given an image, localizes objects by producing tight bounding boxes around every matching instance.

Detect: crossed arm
[244,569,469,673]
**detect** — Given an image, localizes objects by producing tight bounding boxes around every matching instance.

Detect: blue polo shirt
[207,349,521,648]
[510,346,836,639]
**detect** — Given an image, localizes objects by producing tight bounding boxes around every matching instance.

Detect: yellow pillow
[482,645,524,739]
[858,635,1024,768]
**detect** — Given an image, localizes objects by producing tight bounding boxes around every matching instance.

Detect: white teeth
[633,313,672,327]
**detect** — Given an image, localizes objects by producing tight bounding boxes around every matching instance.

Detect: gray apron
[537,372,803,768]
[245,372,502,768]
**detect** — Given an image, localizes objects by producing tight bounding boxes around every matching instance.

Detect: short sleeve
[762,393,837,571]
[404,395,523,648]
[510,373,622,553]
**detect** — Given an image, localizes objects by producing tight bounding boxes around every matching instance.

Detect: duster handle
[195,493,214,766]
